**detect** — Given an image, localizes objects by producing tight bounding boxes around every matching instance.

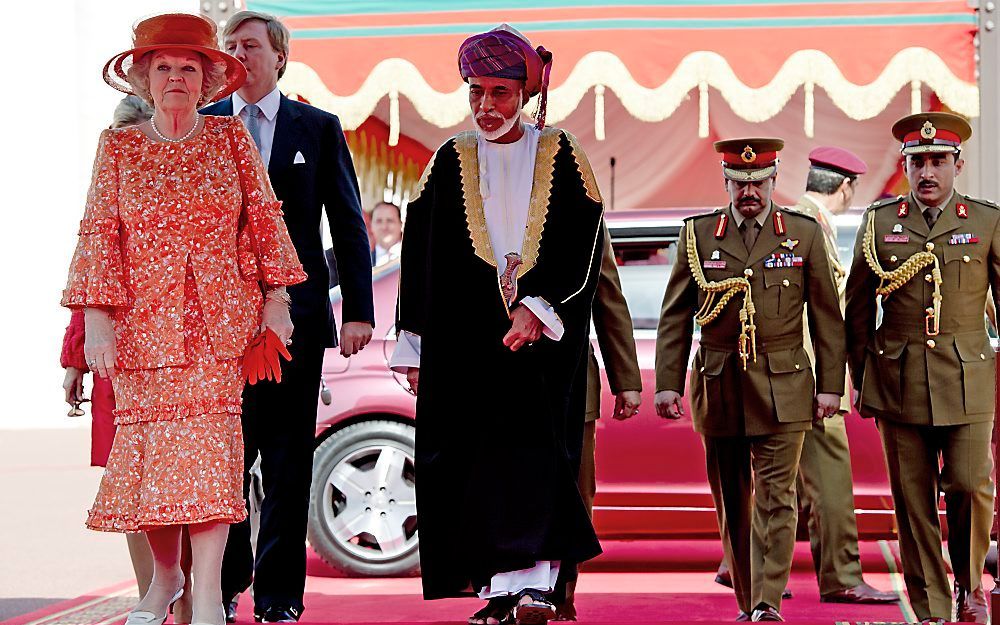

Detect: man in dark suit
[202,10,375,623]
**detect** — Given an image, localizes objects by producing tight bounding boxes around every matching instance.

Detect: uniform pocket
[762,270,803,319]
[953,333,995,414]
[942,245,984,291]
[861,335,907,414]
[690,348,728,423]
[767,347,814,422]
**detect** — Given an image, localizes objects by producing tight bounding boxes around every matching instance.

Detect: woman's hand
[63,367,86,405]
[261,298,294,346]
[84,308,116,379]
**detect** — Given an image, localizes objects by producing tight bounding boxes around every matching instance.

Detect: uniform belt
[699,333,802,354]
[880,312,987,338]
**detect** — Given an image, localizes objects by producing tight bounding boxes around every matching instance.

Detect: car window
[615,242,676,330]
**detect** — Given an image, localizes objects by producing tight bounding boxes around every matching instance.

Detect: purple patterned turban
[458,24,553,128]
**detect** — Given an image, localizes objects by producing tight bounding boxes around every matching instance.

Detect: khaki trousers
[704,431,805,613]
[878,418,994,620]
[797,415,865,595]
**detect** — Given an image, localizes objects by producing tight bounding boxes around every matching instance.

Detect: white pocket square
[293,151,306,164]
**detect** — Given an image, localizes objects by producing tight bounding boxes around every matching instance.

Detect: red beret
[808,146,867,176]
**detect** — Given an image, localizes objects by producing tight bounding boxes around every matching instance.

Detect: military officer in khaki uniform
[788,148,898,604]
[557,227,642,621]
[655,138,846,622]
[845,112,998,623]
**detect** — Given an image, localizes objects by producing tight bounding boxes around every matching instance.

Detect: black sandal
[469,596,516,625]
[514,589,556,625]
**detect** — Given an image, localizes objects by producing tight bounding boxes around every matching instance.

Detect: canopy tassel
[594,85,606,141]
[389,88,400,147]
[698,81,709,138]
[804,81,815,138]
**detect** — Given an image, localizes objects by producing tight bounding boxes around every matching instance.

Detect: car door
[592,226,717,539]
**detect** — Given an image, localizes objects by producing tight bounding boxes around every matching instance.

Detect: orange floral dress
[62,115,306,532]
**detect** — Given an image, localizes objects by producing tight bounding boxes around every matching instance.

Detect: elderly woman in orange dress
[61,13,305,625]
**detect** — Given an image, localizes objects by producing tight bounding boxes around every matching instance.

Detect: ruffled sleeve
[61,129,128,308]
[60,310,88,370]
[229,117,307,287]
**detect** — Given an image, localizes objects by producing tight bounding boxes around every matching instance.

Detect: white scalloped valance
[280,48,978,141]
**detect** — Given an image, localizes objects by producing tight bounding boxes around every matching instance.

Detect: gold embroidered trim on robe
[454,131,497,267]
[518,127,562,278]
[564,131,603,204]
[452,127,565,277]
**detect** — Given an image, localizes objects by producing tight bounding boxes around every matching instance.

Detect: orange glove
[243,328,293,385]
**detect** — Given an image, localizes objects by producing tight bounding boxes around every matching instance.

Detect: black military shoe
[254,606,301,623]
[223,594,240,623]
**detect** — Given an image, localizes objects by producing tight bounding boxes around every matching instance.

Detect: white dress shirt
[374,241,402,267]
[232,86,281,168]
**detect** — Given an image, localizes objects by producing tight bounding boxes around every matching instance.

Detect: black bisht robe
[397,127,605,600]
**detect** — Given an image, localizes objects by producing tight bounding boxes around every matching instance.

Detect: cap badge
[920,121,937,140]
[741,146,756,163]
[892,224,903,233]
[780,238,799,251]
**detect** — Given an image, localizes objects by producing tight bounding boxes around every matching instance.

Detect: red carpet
[13,540,993,624]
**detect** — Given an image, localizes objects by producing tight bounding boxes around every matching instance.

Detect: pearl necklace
[150,114,200,142]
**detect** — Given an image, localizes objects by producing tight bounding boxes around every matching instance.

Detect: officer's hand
[815,393,841,420]
[613,390,642,420]
[654,390,684,420]
[406,367,419,395]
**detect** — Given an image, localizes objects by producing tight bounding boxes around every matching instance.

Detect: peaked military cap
[892,112,972,155]
[714,137,784,182]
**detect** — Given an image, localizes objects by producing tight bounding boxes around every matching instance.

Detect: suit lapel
[268,94,301,177]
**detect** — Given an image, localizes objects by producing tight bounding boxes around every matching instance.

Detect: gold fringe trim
[519,128,562,278]
[279,48,979,132]
[564,130,603,204]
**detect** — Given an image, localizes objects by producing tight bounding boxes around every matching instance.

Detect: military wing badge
[780,238,799,251]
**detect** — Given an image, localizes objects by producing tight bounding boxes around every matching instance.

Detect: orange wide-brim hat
[102,13,246,104]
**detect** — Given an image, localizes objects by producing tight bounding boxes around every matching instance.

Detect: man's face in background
[372,203,403,249]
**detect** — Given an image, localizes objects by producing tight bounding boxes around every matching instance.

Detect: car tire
[307,419,420,577]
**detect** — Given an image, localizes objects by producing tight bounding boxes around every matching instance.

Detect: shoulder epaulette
[683,208,727,223]
[868,195,905,211]
[963,194,1000,210]
[778,207,817,223]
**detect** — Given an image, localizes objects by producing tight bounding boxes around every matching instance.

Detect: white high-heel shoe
[125,588,184,625]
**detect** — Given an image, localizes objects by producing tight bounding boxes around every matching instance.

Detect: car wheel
[307,419,419,577]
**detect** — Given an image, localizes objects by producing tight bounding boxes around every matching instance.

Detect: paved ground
[0,428,134,621]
